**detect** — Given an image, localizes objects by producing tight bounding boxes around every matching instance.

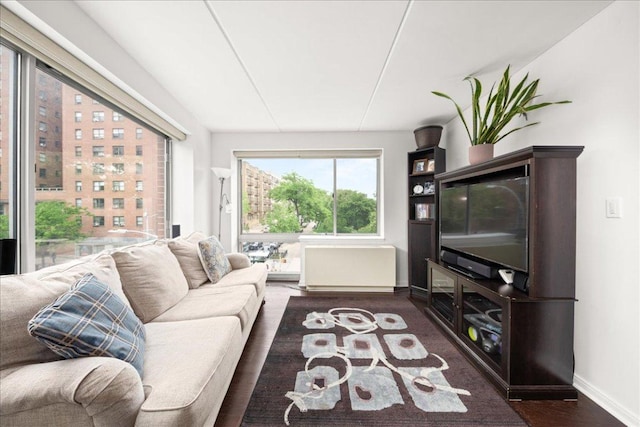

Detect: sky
[246,158,377,198]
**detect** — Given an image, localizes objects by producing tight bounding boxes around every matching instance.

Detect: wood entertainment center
[426,146,583,400]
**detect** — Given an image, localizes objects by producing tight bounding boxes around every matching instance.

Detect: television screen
[441,176,529,272]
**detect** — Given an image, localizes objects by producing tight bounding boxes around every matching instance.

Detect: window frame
[93,198,104,209]
[92,128,104,140]
[232,149,383,281]
[92,111,104,122]
[112,128,124,139]
[1,19,175,272]
[93,181,105,192]
[92,163,104,174]
[235,149,382,238]
[113,198,125,209]
[112,180,125,192]
[112,163,125,175]
[92,146,104,157]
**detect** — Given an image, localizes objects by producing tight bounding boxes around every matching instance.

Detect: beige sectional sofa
[0,232,267,426]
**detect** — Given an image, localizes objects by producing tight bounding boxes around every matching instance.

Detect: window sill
[298,235,386,245]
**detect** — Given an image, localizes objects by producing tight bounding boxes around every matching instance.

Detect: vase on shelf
[414,125,442,149]
[469,144,494,165]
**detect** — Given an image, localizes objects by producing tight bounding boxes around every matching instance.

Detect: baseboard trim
[574,374,638,426]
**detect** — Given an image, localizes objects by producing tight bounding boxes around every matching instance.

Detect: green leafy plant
[432,65,571,146]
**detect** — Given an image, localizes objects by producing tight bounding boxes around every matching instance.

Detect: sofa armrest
[226,253,252,270]
[0,357,144,427]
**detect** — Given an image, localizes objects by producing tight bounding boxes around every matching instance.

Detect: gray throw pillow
[197,236,232,284]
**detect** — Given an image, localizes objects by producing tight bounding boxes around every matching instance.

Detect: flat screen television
[440,175,529,272]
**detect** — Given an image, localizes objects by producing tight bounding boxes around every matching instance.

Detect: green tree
[35,201,90,241]
[241,190,251,231]
[0,214,9,238]
[264,201,301,233]
[358,209,378,234]
[269,172,331,228]
[335,189,376,233]
[314,189,376,234]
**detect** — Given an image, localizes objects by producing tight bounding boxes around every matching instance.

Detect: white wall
[441,2,639,424]
[12,0,213,236]
[210,131,415,286]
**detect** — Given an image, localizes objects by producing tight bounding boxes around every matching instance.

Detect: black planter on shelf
[414,125,442,149]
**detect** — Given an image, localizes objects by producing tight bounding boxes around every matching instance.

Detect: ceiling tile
[362,1,613,131]
[76,0,278,131]
[209,0,409,131]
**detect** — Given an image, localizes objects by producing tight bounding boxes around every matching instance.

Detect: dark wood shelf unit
[407,147,445,300]
[426,145,583,400]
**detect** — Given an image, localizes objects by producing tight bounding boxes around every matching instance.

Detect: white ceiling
[74,0,612,133]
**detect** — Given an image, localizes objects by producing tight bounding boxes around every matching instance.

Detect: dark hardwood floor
[214,283,624,427]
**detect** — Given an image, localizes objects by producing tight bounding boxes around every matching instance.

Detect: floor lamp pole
[217,177,225,241]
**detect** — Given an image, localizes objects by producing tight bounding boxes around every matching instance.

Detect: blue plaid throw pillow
[28,273,146,376]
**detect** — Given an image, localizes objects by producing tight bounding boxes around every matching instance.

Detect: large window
[0,45,17,240]
[30,67,169,269]
[2,6,185,272]
[237,150,380,276]
[16,64,169,270]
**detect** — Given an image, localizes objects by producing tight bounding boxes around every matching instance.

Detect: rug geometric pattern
[242,296,527,426]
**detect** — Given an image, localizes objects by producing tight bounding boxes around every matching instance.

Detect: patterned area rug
[242,296,527,426]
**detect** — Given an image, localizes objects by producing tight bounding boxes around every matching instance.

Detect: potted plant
[432,65,570,164]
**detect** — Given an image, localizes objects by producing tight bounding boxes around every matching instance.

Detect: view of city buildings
[0,45,14,220]
[0,45,166,268]
[241,161,279,232]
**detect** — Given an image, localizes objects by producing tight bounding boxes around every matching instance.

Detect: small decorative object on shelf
[413,125,443,149]
[424,181,435,195]
[426,159,435,172]
[415,203,430,220]
[412,158,428,175]
[412,184,424,195]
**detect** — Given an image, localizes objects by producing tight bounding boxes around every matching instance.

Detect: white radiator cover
[304,245,396,292]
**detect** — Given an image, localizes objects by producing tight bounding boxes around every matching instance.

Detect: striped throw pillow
[27,273,146,376]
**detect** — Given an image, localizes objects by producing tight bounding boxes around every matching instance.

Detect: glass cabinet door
[461,282,503,368]
[429,266,456,327]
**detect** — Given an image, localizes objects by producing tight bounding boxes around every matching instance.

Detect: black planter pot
[414,125,443,149]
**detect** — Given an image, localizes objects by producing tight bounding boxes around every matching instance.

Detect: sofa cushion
[167,232,209,289]
[197,235,231,284]
[38,253,131,308]
[112,242,189,323]
[226,252,252,270]
[27,274,146,376]
[214,263,268,297]
[0,275,69,370]
[137,317,243,426]
[152,285,258,330]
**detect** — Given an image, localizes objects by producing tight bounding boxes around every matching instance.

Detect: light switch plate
[605,198,623,218]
